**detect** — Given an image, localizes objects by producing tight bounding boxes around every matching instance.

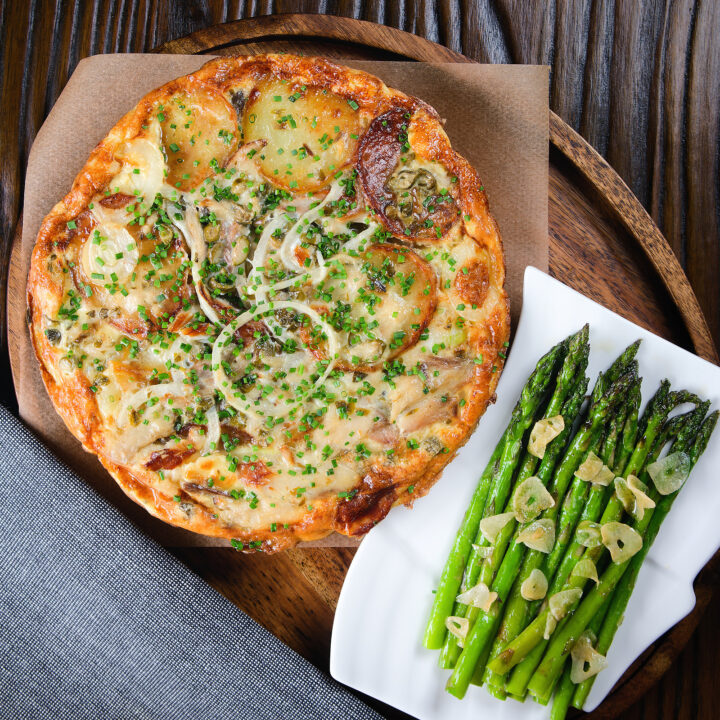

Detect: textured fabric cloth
[0,405,381,720]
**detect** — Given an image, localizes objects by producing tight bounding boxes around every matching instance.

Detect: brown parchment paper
[17,55,548,548]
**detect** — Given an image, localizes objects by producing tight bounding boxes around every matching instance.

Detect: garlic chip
[456,581,498,612]
[601,521,643,563]
[570,631,608,684]
[647,451,691,495]
[513,477,555,523]
[627,475,656,520]
[593,465,615,487]
[615,475,656,521]
[471,543,494,560]
[614,477,636,515]
[575,450,614,486]
[445,616,470,648]
[528,415,565,459]
[571,557,599,584]
[575,451,604,482]
[549,588,583,621]
[480,511,516,544]
[521,568,548,601]
[518,518,555,553]
[576,520,603,548]
[543,613,557,640]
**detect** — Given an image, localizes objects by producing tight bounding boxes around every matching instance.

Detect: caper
[44,328,62,345]
[156,224,174,244]
[207,275,236,294]
[387,168,417,193]
[203,223,220,244]
[423,436,444,456]
[412,168,437,193]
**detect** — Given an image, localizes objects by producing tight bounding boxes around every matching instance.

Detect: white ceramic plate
[331,267,720,720]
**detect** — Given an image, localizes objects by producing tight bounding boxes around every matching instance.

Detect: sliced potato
[158,83,238,191]
[243,79,365,191]
[317,244,437,370]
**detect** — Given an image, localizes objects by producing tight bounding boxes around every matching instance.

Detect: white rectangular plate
[330,267,720,720]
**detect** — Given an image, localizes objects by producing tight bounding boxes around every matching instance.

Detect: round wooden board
[8,14,718,720]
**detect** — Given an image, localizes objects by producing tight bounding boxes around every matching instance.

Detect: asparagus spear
[529,404,714,703]
[445,369,631,699]
[423,339,566,650]
[485,375,640,696]
[502,389,692,697]
[488,381,679,680]
[570,407,718,711]
[439,328,589,667]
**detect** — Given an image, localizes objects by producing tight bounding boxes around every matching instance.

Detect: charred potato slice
[357,108,460,239]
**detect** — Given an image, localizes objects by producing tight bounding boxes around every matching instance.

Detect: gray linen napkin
[0,405,381,720]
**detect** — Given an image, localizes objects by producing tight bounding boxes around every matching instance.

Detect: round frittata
[28,55,510,551]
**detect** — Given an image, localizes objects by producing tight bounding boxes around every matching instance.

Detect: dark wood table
[2,3,718,718]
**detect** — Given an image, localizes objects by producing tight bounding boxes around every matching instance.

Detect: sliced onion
[520,568,548,601]
[601,521,643,563]
[571,557,599,584]
[340,221,381,254]
[278,181,344,274]
[116,381,191,429]
[518,518,555,553]
[549,588,583,621]
[445,616,470,648]
[246,213,296,303]
[570,631,608,684]
[576,520,603,548]
[456,581,498,612]
[479,511,515,544]
[203,405,220,453]
[528,415,565,459]
[647,451,691,495]
[172,205,221,326]
[211,300,340,420]
[513,476,555,523]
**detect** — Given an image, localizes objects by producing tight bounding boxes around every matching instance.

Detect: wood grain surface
[2,3,719,720]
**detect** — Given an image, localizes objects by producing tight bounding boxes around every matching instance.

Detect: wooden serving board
[7,14,718,720]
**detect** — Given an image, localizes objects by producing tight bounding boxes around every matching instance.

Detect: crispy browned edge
[27,54,510,552]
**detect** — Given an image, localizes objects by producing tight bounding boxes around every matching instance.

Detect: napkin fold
[0,405,380,720]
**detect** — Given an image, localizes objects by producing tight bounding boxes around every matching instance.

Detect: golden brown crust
[28,55,510,552]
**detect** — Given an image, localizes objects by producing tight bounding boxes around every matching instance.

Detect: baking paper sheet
[17,55,548,547]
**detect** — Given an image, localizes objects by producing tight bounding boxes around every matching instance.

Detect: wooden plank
[3,6,720,719]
